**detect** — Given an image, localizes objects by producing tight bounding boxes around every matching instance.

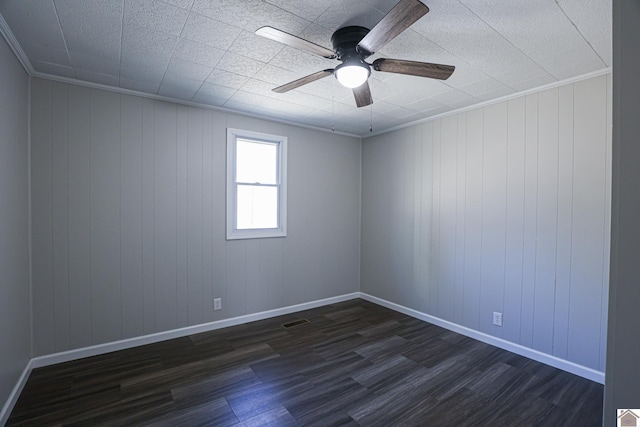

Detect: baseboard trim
[358,292,605,384]
[0,360,33,426]
[29,293,360,369]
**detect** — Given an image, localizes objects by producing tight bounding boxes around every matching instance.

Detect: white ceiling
[0,0,610,136]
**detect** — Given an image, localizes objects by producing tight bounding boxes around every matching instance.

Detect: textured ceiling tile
[182,12,243,50]
[405,96,444,113]
[54,0,123,61]
[264,0,330,22]
[298,23,337,51]
[269,47,336,76]
[121,23,177,68]
[257,64,305,86]
[172,39,224,67]
[277,91,333,110]
[160,0,195,10]
[120,62,166,84]
[158,76,202,100]
[229,30,284,63]
[69,51,120,76]
[457,78,512,98]
[242,1,310,34]
[314,0,384,31]
[119,77,162,94]
[206,69,250,89]
[124,0,189,36]
[227,90,269,106]
[164,57,212,81]
[193,82,236,105]
[557,0,611,66]
[0,0,69,63]
[379,29,452,64]
[241,79,279,98]
[493,62,552,89]
[444,65,492,89]
[411,1,538,77]
[460,0,606,79]
[18,42,71,67]
[216,52,266,78]
[75,69,120,87]
[256,98,316,118]
[473,86,516,102]
[31,61,76,79]
[191,0,259,28]
[430,88,477,108]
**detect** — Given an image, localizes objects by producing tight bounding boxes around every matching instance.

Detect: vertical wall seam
[552,89,562,356]
[502,104,510,321]
[566,83,575,358]
[65,84,70,350]
[28,76,34,358]
[50,81,56,353]
[119,94,123,340]
[88,88,93,344]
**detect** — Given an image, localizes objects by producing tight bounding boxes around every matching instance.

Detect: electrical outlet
[213,298,222,311]
[493,311,503,327]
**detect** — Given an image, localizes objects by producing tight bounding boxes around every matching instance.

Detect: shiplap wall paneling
[552,84,574,361]
[141,98,156,335]
[67,85,92,349]
[30,79,361,355]
[462,109,483,331]
[415,122,433,313]
[520,93,539,349]
[454,114,467,326]
[479,103,508,337]
[120,94,144,339]
[503,97,526,344]
[438,116,458,322]
[31,78,54,356]
[600,75,612,373]
[91,89,122,344]
[52,82,70,351]
[568,76,608,369]
[361,74,611,371]
[532,87,560,355]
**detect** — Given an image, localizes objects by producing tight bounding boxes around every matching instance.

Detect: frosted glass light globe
[335,64,370,88]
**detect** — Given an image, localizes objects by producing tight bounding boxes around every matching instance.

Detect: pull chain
[331,77,335,133]
[369,102,373,133]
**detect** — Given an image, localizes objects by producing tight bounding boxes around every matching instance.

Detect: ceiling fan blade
[357,0,429,54]
[273,69,334,93]
[256,26,336,59]
[372,58,455,80]
[353,81,373,107]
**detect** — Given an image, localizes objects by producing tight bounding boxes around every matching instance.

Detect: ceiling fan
[255,0,455,108]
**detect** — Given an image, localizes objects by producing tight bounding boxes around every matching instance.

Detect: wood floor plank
[7,299,603,426]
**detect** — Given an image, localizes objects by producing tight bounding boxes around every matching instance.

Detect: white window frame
[226,128,287,240]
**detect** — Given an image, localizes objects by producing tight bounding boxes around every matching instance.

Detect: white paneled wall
[362,74,611,372]
[0,35,30,411]
[30,78,361,356]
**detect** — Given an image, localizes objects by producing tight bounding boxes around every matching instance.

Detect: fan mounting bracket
[331,26,372,60]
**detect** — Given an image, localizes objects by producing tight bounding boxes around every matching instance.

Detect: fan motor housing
[331,26,371,60]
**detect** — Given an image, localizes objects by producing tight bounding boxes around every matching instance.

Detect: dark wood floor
[8,299,603,426]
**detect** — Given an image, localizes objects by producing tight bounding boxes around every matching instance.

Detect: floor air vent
[282,319,309,328]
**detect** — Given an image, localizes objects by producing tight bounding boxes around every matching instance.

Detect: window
[226,128,287,239]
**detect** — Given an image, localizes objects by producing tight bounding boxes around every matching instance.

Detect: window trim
[226,128,287,240]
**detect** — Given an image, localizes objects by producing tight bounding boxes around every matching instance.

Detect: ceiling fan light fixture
[334,63,370,88]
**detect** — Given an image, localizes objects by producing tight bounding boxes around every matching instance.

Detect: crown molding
[0,13,34,75]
